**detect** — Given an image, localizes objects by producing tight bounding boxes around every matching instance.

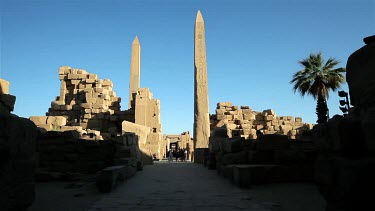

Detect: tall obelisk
[194,10,210,163]
[129,36,141,109]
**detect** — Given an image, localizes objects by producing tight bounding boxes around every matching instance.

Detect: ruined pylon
[194,10,210,162]
[129,36,141,109]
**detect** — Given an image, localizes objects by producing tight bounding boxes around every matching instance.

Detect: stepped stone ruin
[0,78,38,210]
[29,36,164,168]
[31,66,124,139]
[211,102,314,140]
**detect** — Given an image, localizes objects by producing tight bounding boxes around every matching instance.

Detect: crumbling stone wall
[36,130,141,174]
[0,79,38,210]
[133,88,163,159]
[46,66,123,132]
[29,66,162,166]
[121,120,152,165]
[37,131,115,173]
[211,102,313,140]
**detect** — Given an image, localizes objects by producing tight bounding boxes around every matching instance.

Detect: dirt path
[87,161,325,211]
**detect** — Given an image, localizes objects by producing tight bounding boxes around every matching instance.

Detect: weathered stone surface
[248,150,275,164]
[0,93,16,112]
[122,121,150,145]
[222,150,248,165]
[315,156,375,210]
[253,134,289,151]
[30,116,48,126]
[211,102,313,141]
[194,10,210,156]
[0,78,10,94]
[96,165,127,193]
[128,36,141,109]
[223,137,245,153]
[233,164,278,188]
[121,121,152,165]
[0,113,38,210]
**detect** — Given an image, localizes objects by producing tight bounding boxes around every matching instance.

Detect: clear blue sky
[1,0,374,134]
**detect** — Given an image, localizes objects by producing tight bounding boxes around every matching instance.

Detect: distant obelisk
[129,36,141,109]
[194,10,210,162]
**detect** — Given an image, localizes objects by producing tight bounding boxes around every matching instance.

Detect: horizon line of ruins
[1,11,313,162]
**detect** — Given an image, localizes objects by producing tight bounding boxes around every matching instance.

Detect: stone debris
[211,102,314,140]
[95,162,138,193]
[47,66,122,132]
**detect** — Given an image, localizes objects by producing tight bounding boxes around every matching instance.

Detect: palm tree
[290,52,346,124]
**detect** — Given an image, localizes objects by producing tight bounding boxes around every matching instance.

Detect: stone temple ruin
[29,36,164,173]
[1,8,374,210]
[163,131,194,160]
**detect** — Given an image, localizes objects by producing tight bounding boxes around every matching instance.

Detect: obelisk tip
[196,10,204,23]
[133,36,140,44]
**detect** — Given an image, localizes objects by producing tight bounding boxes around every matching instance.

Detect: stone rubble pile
[30,66,127,140]
[211,102,314,140]
[49,66,122,131]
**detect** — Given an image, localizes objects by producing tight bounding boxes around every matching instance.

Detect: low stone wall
[37,130,142,174]
[209,130,317,187]
[37,131,115,173]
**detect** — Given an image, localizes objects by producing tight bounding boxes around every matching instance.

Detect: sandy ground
[29,175,103,211]
[30,161,325,211]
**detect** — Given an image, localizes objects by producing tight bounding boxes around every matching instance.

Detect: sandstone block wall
[0,78,10,94]
[211,102,313,140]
[46,66,122,133]
[37,131,115,173]
[121,120,153,165]
[134,88,163,159]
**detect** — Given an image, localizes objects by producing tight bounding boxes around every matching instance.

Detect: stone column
[128,36,141,109]
[194,10,210,163]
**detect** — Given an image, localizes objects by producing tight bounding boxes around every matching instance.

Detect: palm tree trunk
[316,96,328,123]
